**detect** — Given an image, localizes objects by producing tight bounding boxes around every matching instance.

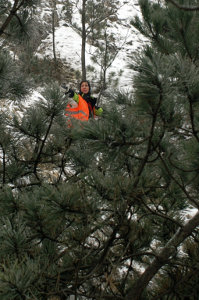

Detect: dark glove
[65,88,74,98]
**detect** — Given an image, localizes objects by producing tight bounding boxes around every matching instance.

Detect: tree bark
[125,210,199,300]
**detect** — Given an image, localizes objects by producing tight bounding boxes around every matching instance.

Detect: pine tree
[62,0,121,81]
[0,0,46,93]
[1,0,199,300]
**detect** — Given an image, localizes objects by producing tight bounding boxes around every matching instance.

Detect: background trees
[0,0,49,98]
[62,0,123,83]
[1,0,199,299]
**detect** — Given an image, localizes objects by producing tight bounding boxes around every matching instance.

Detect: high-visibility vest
[65,95,89,121]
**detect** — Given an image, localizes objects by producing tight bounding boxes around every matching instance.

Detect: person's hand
[65,88,74,98]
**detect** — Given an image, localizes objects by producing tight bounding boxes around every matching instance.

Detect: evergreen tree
[1,0,199,300]
[0,0,45,94]
[62,0,121,81]
[90,24,125,102]
[0,0,40,39]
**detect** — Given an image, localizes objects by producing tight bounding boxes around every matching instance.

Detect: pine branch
[134,91,163,187]
[0,0,26,36]
[33,113,55,176]
[166,0,199,11]
[125,210,199,300]
[158,152,199,208]
[138,192,183,227]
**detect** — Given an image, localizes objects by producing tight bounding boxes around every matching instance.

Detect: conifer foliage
[1,0,199,300]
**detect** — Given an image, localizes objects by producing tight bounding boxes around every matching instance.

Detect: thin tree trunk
[52,0,57,63]
[2,148,6,185]
[125,210,199,300]
[81,0,87,81]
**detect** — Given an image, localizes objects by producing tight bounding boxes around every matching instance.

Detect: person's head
[80,80,91,95]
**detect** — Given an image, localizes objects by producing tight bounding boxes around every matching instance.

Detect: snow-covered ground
[36,0,146,90]
[2,1,147,115]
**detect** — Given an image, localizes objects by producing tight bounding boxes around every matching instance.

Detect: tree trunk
[52,0,57,63]
[81,0,87,81]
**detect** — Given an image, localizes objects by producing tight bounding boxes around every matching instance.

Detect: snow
[2,1,146,116]
[36,0,146,90]
[37,23,91,69]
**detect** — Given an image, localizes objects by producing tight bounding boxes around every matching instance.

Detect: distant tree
[90,21,126,103]
[0,0,45,84]
[0,50,30,100]
[52,0,57,63]
[81,0,87,80]
[0,0,42,100]
[62,0,121,81]
[0,0,40,38]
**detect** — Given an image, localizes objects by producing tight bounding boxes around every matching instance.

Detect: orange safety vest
[65,95,89,121]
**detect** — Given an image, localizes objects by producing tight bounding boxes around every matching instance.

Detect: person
[65,80,103,122]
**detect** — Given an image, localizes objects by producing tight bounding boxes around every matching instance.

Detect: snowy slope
[36,0,146,90]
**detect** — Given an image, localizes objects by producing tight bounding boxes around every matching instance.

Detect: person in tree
[65,80,103,121]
